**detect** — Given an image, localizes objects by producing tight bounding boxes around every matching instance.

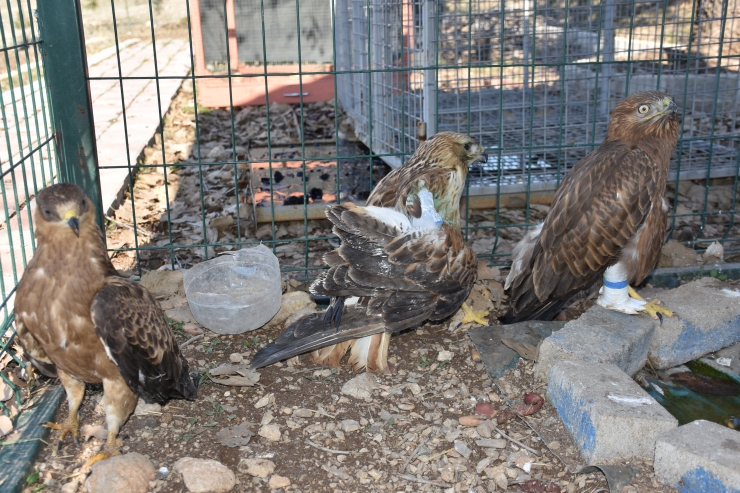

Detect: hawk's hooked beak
[63,210,80,237]
[473,152,488,165]
[663,98,680,117]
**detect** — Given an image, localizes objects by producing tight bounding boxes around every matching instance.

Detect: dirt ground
[15,77,737,492]
[28,310,679,493]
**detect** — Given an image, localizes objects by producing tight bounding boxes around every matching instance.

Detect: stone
[476,438,507,449]
[0,415,12,436]
[294,408,313,418]
[654,420,740,493]
[85,453,155,493]
[547,360,677,464]
[454,439,472,458]
[240,458,276,478]
[265,291,316,328]
[648,277,740,369]
[341,373,381,400]
[341,419,361,432]
[229,353,243,363]
[658,240,699,268]
[259,423,281,441]
[173,457,236,493]
[535,305,655,381]
[268,475,291,489]
[437,350,454,362]
[140,269,183,298]
[165,304,197,324]
[134,400,161,416]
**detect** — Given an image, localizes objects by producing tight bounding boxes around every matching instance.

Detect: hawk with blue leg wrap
[501,92,681,323]
[252,132,487,373]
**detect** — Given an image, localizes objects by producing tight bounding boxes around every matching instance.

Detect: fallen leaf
[515,392,545,416]
[216,422,255,447]
[501,338,540,361]
[475,402,497,418]
[459,415,484,427]
[211,371,260,387]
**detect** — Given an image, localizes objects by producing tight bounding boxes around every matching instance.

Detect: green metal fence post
[36,0,104,232]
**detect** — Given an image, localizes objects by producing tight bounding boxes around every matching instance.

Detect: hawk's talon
[44,414,80,452]
[84,433,122,468]
[628,286,674,320]
[461,303,489,326]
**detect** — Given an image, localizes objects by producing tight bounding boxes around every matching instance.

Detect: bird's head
[607,91,681,142]
[35,183,94,237]
[415,132,488,176]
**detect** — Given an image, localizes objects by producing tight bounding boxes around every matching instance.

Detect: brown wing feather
[506,147,662,319]
[91,277,197,404]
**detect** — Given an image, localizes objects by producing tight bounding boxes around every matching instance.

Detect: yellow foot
[85,440,121,468]
[43,416,80,442]
[628,286,674,320]
[461,303,489,326]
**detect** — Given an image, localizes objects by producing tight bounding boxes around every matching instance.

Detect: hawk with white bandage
[501,92,681,323]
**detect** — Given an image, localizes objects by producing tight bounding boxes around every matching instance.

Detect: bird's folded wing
[314,202,476,328]
[91,277,197,403]
[253,202,477,368]
[511,148,658,305]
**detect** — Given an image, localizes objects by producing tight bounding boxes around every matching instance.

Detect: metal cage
[336,0,740,196]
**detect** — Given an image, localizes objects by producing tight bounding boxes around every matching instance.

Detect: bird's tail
[250,305,386,369]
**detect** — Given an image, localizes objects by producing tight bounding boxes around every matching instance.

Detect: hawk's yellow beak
[63,210,80,237]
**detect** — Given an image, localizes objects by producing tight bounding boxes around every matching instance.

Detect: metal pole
[36,0,104,232]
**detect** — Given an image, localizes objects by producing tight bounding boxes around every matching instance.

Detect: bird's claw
[84,435,122,468]
[44,416,81,453]
[461,303,489,326]
[628,286,674,320]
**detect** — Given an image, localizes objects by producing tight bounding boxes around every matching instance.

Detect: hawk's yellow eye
[638,104,649,114]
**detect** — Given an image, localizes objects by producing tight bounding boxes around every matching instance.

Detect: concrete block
[649,277,740,370]
[655,420,740,492]
[547,360,677,464]
[535,305,656,381]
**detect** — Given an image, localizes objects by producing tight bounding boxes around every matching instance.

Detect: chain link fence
[0,0,738,486]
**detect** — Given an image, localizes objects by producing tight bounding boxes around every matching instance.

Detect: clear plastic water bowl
[183,245,282,334]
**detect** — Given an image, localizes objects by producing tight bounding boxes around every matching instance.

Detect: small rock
[659,240,698,267]
[0,415,13,436]
[216,422,254,447]
[240,458,275,478]
[255,393,275,409]
[440,465,455,483]
[398,403,414,411]
[476,457,491,473]
[268,475,291,489]
[341,373,380,400]
[703,241,724,264]
[85,453,155,493]
[476,438,507,449]
[407,383,422,396]
[476,422,492,439]
[265,291,316,328]
[437,350,454,362]
[294,408,313,418]
[0,380,12,401]
[341,419,361,432]
[510,451,533,473]
[229,353,243,363]
[548,440,560,450]
[454,439,472,458]
[134,400,162,416]
[165,304,197,324]
[259,423,281,442]
[140,270,183,298]
[173,457,236,493]
[459,415,483,427]
[155,467,169,480]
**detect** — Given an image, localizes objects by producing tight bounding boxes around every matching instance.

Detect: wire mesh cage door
[337,0,740,196]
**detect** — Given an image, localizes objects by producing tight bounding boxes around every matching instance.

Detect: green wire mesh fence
[1,0,739,438]
[0,0,57,420]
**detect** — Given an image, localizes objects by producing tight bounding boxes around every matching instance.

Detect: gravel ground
[18,81,737,493]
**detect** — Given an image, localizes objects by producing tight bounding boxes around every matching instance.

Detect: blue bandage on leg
[603,279,629,289]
